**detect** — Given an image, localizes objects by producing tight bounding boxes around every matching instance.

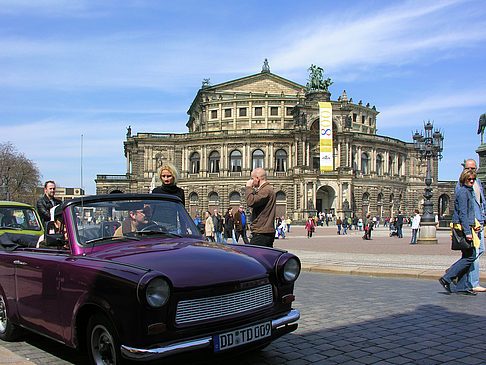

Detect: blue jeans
[397,225,403,238]
[456,231,484,290]
[411,229,418,244]
[215,231,223,243]
[444,246,478,291]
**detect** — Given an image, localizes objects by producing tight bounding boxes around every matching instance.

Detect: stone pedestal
[476,144,486,182]
[417,221,438,244]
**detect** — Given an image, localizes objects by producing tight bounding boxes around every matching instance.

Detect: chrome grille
[175,284,273,325]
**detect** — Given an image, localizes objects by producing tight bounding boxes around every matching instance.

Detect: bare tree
[0,142,41,204]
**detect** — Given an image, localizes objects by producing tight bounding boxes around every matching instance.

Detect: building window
[229,191,241,203]
[190,152,200,174]
[313,157,320,169]
[376,154,383,175]
[377,193,383,203]
[369,117,372,125]
[275,149,288,172]
[208,192,219,203]
[224,108,232,118]
[363,193,370,203]
[353,113,357,123]
[398,157,403,175]
[389,155,395,175]
[270,107,278,116]
[286,107,293,116]
[239,107,247,117]
[211,110,217,119]
[209,151,220,173]
[252,149,264,170]
[361,152,369,174]
[230,150,242,172]
[361,115,365,124]
[276,191,286,201]
[189,192,199,202]
[254,107,263,116]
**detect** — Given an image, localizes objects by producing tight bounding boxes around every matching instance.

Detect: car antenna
[80,134,86,256]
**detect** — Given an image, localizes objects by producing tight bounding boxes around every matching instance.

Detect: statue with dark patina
[306,64,333,92]
[478,113,486,144]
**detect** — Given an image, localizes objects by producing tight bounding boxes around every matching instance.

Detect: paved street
[2,225,486,364]
[2,271,486,364]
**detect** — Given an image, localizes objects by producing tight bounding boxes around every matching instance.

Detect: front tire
[0,291,21,341]
[87,313,124,365]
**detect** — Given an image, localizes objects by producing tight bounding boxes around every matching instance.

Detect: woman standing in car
[152,163,185,205]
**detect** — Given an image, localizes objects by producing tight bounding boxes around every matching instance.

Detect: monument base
[417,221,438,244]
[476,144,486,182]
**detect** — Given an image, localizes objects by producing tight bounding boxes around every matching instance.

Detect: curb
[0,345,35,365]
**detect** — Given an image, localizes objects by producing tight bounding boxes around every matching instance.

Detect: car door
[14,248,69,341]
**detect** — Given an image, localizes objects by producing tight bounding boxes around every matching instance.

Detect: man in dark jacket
[36,181,62,229]
[212,209,224,243]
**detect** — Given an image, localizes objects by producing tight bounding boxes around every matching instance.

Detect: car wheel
[0,292,21,341]
[87,313,124,365]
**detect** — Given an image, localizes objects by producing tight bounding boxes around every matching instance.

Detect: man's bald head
[465,159,478,171]
[250,167,267,188]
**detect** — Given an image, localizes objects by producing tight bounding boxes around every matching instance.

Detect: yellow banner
[318,102,333,171]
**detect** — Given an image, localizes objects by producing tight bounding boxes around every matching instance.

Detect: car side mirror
[45,233,67,248]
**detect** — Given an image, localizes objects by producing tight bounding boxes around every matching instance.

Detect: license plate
[213,321,272,352]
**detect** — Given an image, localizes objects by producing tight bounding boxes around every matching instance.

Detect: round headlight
[283,258,300,282]
[145,277,170,308]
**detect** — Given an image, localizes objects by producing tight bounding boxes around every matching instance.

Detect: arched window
[189,192,199,202]
[376,154,383,175]
[389,155,395,175]
[377,193,383,203]
[276,191,286,201]
[363,192,370,203]
[252,149,264,170]
[209,151,220,173]
[275,149,287,172]
[361,153,369,174]
[230,150,242,172]
[190,152,200,174]
[229,191,241,202]
[398,156,403,175]
[208,192,219,203]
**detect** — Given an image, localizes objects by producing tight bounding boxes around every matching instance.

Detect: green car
[0,201,44,238]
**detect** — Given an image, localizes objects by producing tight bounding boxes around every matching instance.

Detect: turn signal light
[282,294,295,304]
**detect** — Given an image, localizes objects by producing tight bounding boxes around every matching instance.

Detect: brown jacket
[233,210,247,232]
[245,181,276,234]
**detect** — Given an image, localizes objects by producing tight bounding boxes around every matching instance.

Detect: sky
[1,0,485,195]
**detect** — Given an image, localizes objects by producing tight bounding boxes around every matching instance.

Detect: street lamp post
[412,121,444,244]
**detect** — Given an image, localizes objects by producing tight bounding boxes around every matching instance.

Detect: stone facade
[95,68,455,223]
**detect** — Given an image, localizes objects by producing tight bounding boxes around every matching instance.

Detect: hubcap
[91,324,116,365]
[0,296,7,333]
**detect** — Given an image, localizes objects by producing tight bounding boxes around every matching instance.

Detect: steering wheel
[139,222,166,232]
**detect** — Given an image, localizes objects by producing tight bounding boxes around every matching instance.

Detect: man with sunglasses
[114,204,152,236]
[453,159,486,293]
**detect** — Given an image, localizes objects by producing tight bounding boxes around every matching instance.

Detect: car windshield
[70,197,201,246]
[0,206,42,231]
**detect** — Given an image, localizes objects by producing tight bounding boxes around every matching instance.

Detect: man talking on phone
[245,167,276,247]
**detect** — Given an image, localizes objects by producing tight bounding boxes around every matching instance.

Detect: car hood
[89,239,275,288]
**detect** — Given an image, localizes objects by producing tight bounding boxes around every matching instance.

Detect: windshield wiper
[135,230,183,238]
[85,235,141,244]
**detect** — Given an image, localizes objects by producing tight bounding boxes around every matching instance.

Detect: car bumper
[121,309,300,361]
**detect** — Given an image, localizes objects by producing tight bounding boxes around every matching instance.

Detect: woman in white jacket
[410,209,421,244]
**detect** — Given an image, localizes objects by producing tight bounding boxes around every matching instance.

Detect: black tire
[0,291,22,341]
[87,313,124,365]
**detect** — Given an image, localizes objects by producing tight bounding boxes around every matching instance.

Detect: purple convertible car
[0,194,300,364]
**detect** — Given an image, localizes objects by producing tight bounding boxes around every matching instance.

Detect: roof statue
[478,112,486,144]
[261,58,270,73]
[306,64,333,93]
[201,78,211,88]
[126,125,131,138]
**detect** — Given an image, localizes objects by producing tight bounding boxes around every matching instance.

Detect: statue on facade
[126,125,131,138]
[478,113,486,144]
[306,64,333,92]
[345,115,352,129]
[202,78,211,88]
[343,199,350,211]
[261,58,270,73]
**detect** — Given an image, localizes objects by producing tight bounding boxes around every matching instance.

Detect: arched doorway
[438,194,451,218]
[189,192,199,219]
[276,191,286,218]
[316,186,336,215]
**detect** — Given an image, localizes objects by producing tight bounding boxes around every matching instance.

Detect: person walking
[245,167,276,247]
[286,217,292,232]
[223,208,236,243]
[439,169,481,295]
[36,180,62,229]
[336,217,342,235]
[233,205,250,244]
[396,211,404,238]
[410,209,421,244]
[204,211,215,242]
[454,159,486,292]
[305,216,315,238]
[212,209,223,243]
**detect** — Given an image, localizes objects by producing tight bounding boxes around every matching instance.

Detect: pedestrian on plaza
[453,159,486,293]
[286,217,292,232]
[278,217,287,239]
[363,213,373,240]
[152,163,185,205]
[439,169,481,295]
[233,205,250,244]
[410,209,421,244]
[305,216,315,238]
[342,217,348,235]
[336,217,342,235]
[36,180,62,230]
[212,208,223,243]
[357,218,363,231]
[245,167,276,247]
[204,211,215,242]
[396,211,404,238]
[223,207,236,243]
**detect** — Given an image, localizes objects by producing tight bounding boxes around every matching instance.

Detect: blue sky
[1,0,485,195]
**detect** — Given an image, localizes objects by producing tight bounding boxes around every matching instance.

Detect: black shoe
[457,289,478,296]
[438,277,452,293]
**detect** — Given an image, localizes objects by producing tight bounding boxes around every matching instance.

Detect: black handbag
[451,227,473,250]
